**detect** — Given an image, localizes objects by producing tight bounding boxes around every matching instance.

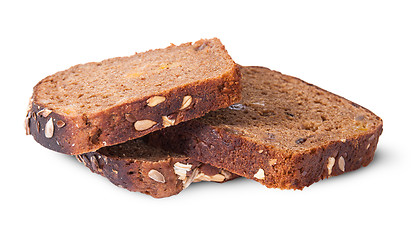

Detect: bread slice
[25,38,241,155]
[148,66,383,189]
[76,138,237,198]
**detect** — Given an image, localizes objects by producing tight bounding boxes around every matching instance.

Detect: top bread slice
[25,38,241,155]
[148,66,383,189]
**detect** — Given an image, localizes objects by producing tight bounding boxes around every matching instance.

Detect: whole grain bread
[148,66,383,189]
[25,38,241,155]
[76,138,237,198]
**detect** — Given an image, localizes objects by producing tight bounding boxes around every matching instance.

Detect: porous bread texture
[202,67,381,151]
[26,38,241,155]
[76,139,237,198]
[33,38,236,115]
[147,66,383,189]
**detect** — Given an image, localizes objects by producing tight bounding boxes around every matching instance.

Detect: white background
[1,1,410,239]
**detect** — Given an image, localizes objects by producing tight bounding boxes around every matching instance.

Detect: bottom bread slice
[148,66,383,190]
[76,139,237,198]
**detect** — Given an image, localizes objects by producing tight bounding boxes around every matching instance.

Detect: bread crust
[147,66,384,189]
[26,65,241,155]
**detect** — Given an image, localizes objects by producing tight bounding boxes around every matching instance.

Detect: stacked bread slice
[26,38,383,198]
[76,138,237,198]
[148,66,383,190]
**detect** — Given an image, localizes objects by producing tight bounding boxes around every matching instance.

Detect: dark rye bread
[76,139,237,198]
[148,66,383,190]
[25,38,241,155]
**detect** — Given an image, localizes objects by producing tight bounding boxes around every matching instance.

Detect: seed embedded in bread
[173,162,192,180]
[254,169,265,180]
[148,169,166,183]
[162,116,175,127]
[338,156,345,172]
[174,162,192,171]
[134,120,156,131]
[90,155,101,172]
[193,173,226,182]
[24,114,31,135]
[180,96,193,110]
[327,157,335,175]
[37,108,52,118]
[220,170,233,179]
[125,113,137,123]
[56,120,65,128]
[75,155,83,163]
[183,168,199,189]
[45,118,54,138]
[147,96,166,107]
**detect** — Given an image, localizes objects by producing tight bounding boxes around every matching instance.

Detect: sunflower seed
[180,95,192,110]
[254,168,265,180]
[125,113,137,122]
[183,167,199,189]
[134,120,156,131]
[38,108,52,118]
[162,115,175,127]
[338,156,345,172]
[327,157,335,175]
[24,114,31,135]
[147,96,166,107]
[56,120,65,128]
[148,169,166,183]
[45,118,54,138]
